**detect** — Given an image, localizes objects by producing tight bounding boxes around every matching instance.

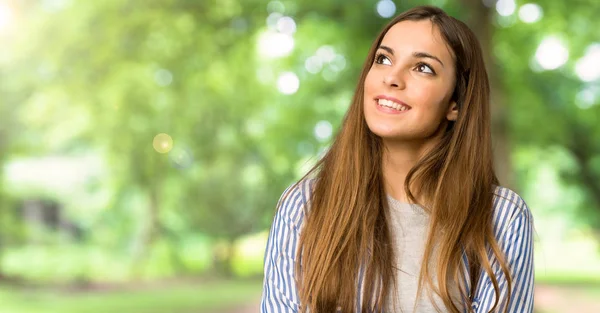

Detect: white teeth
[377,99,409,111]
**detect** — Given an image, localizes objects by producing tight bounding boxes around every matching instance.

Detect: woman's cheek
[416,85,445,108]
[409,88,432,107]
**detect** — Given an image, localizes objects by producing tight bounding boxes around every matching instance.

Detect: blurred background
[0,0,598,312]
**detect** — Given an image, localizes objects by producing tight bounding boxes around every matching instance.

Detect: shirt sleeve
[260,182,308,313]
[472,203,535,313]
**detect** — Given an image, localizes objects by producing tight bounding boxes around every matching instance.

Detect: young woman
[261,5,534,313]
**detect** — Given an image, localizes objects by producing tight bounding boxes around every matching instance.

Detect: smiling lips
[376,96,411,112]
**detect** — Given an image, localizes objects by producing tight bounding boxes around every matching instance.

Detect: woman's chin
[365,122,398,135]
[369,129,411,141]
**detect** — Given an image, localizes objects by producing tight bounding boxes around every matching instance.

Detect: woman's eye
[375,54,392,65]
[416,63,435,74]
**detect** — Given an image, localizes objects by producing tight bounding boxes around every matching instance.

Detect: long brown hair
[290,5,511,313]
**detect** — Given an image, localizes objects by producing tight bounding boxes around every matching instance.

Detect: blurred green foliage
[0,0,598,297]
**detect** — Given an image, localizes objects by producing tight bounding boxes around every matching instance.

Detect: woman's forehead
[380,20,454,63]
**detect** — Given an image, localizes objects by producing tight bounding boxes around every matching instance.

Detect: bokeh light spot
[496,0,516,16]
[266,0,285,14]
[266,12,283,29]
[329,54,347,72]
[154,69,173,86]
[153,133,173,154]
[575,86,598,109]
[305,56,323,74]
[257,30,294,58]
[169,146,194,168]
[314,121,333,142]
[316,45,336,63]
[276,16,296,34]
[575,43,600,82]
[277,72,299,95]
[535,37,569,70]
[376,0,396,18]
[306,48,346,76]
[518,3,543,23]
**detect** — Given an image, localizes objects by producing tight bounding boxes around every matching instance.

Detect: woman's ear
[446,101,458,121]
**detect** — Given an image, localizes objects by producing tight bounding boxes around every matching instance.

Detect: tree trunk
[567,124,600,233]
[212,238,235,277]
[132,186,162,278]
[460,0,514,188]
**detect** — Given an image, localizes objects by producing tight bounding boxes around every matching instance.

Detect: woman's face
[363,20,458,144]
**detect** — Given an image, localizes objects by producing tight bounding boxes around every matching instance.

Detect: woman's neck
[382,139,438,203]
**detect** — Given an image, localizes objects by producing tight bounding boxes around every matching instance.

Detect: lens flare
[153,133,173,154]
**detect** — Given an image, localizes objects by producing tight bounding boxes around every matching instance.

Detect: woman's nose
[383,69,406,89]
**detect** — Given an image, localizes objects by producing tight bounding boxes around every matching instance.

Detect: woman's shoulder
[278,177,316,207]
[274,177,316,226]
[491,185,534,234]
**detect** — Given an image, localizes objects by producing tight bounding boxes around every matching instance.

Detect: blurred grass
[0,279,262,313]
[537,272,600,287]
[1,276,599,313]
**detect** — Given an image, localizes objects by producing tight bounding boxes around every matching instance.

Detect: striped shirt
[261,179,535,312]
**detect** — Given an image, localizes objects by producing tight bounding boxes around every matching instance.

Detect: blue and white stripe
[261,179,534,312]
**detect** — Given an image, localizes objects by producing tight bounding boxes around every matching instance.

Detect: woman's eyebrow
[378,45,395,55]
[413,51,445,68]
[377,45,445,68]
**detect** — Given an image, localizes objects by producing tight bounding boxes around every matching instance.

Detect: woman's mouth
[375,98,411,114]
[377,99,410,111]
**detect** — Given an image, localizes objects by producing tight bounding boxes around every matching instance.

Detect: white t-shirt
[385,195,463,313]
